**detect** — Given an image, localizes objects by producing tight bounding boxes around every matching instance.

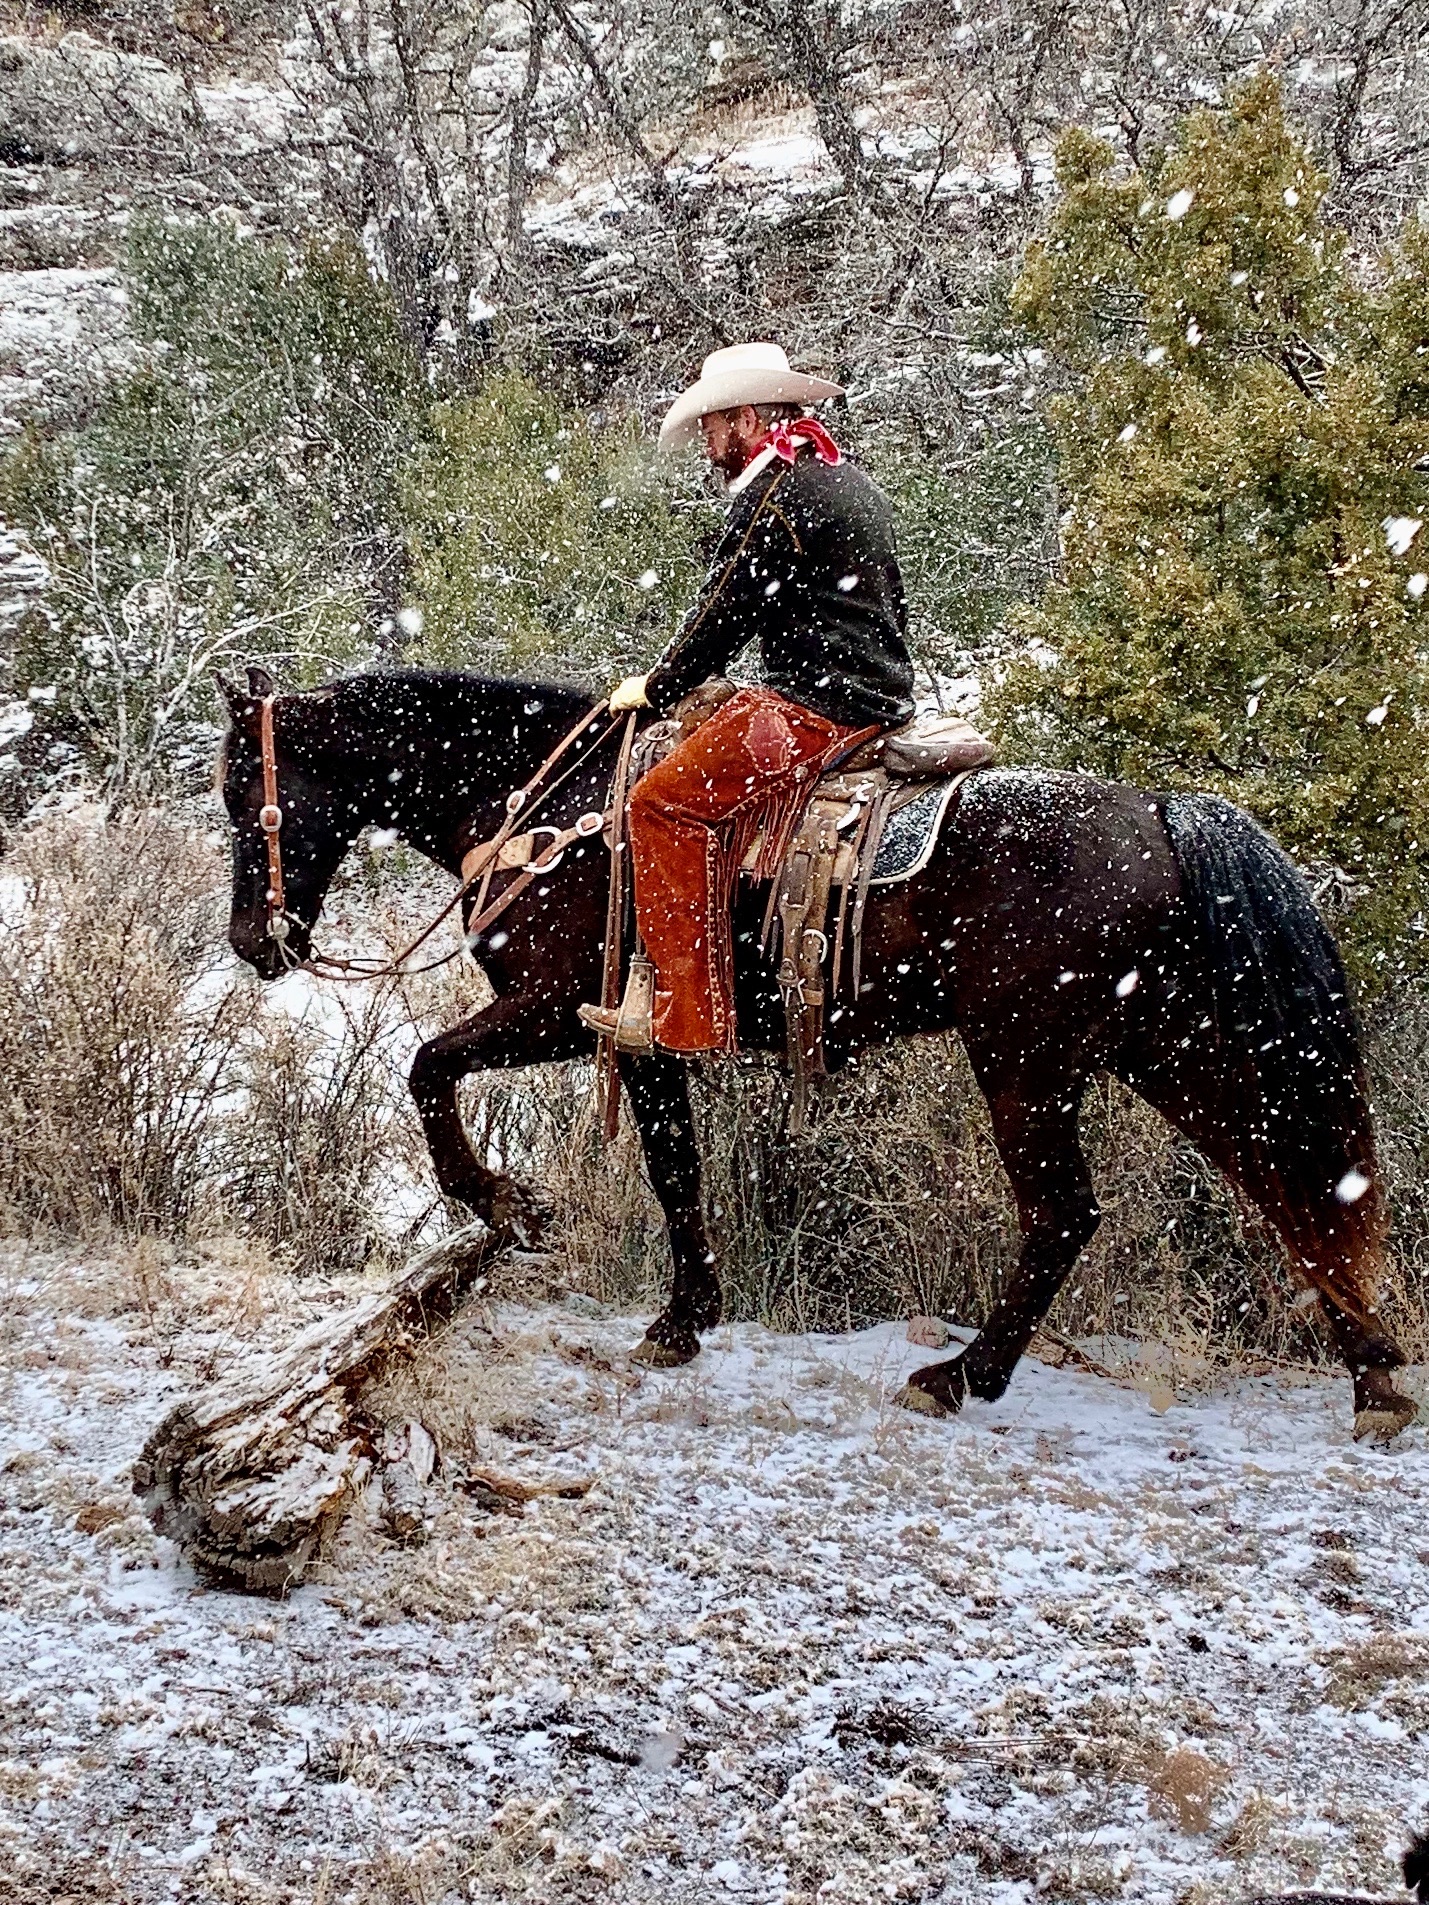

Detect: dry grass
[1142,1744,1230,1836]
[1321,1633,1429,1711]
[1,802,1427,1373]
[537,1034,1429,1368]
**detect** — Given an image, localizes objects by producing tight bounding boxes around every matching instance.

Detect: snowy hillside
[2,1244,1426,1903]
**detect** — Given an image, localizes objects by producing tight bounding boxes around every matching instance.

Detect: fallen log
[132,1224,500,1594]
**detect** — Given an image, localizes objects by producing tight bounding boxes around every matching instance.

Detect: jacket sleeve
[644,476,793,715]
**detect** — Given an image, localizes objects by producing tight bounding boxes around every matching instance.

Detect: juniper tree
[402,371,704,682]
[1001,74,1429,972]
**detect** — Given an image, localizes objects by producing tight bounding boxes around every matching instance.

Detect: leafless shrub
[225,983,416,1276]
[0,806,244,1238]
[0,808,429,1271]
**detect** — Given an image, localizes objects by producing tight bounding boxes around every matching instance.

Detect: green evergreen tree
[402,372,705,682]
[1000,75,1429,973]
[1,220,420,798]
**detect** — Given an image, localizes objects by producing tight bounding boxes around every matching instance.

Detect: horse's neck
[321,678,594,870]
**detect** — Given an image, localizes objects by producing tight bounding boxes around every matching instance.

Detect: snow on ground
[2,1244,1428,1904]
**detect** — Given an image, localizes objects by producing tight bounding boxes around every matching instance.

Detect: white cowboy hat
[657,341,844,453]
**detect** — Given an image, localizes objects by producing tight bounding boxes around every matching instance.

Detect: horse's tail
[1159,793,1388,1314]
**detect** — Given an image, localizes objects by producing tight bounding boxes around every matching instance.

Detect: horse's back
[930,764,1181,919]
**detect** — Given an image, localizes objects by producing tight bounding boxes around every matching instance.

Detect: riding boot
[579,952,656,1053]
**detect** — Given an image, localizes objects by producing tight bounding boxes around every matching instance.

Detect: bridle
[252,693,630,981]
[257,694,289,946]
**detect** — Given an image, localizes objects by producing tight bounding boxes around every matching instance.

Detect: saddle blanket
[867,777,963,885]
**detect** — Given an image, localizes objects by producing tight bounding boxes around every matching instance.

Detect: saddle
[462,681,994,1134]
[636,680,995,1131]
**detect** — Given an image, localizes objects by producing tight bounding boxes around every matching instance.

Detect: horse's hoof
[631,1329,701,1369]
[491,1177,555,1248]
[895,1355,967,1420]
[1353,1396,1419,1443]
[894,1382,953,1419]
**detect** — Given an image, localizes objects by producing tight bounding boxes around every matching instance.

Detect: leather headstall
[250,693,619,982]
[258,694,289,946]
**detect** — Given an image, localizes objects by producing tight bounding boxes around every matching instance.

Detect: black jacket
[644,449,915,730]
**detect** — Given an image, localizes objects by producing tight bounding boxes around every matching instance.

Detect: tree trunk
[132,1225,499,1593]
[506,0,546,265]
[782,0,871,201]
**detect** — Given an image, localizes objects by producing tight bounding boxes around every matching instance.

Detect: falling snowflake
[1384,516,1423,557]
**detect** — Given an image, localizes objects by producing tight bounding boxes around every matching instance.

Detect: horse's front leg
[408,992,586,1246]
[620,1050,722,1368]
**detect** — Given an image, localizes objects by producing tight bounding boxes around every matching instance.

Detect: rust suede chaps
[628,686,871,1053]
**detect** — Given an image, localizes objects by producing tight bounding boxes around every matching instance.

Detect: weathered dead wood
[132,1224,500,1594]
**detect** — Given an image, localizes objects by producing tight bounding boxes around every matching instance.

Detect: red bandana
[767,416,843,467]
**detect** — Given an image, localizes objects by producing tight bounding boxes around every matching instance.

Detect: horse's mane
[321,667,593,712]
[216,667,597,782]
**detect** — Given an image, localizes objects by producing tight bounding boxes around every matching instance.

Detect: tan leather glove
[610,674,649,712]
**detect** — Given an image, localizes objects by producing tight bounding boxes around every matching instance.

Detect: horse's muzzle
[229,917,305,980]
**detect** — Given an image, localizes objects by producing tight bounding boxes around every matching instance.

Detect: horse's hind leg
[1119,1062,1417,1441]
[621,1051,722,1368]
[1237,1166,1415,1439]
[899,1078,1099,1418]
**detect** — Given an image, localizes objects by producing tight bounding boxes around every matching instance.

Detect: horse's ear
[215,671,260,734]
[246,663,276,700]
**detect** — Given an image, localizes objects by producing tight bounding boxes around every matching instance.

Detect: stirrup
[578,953,655,1053]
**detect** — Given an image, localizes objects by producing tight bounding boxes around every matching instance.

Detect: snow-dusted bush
[0,220,421,806]
[0,807,423,1263]
[223,986,416,1277]
[0,806,245,1235]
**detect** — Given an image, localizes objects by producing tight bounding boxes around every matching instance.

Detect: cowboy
[579,341,915,1055]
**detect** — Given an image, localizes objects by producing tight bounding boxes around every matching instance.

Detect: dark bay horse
[217,665,1419,1440]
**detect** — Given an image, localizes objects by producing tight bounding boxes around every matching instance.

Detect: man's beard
[709,435,763,481]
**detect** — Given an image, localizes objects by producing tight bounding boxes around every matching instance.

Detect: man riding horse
[578,342,916,1056]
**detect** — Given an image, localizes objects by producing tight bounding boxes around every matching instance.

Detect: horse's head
[217,667,360,979]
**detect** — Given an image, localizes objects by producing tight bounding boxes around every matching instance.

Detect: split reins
[256,694,633,982]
